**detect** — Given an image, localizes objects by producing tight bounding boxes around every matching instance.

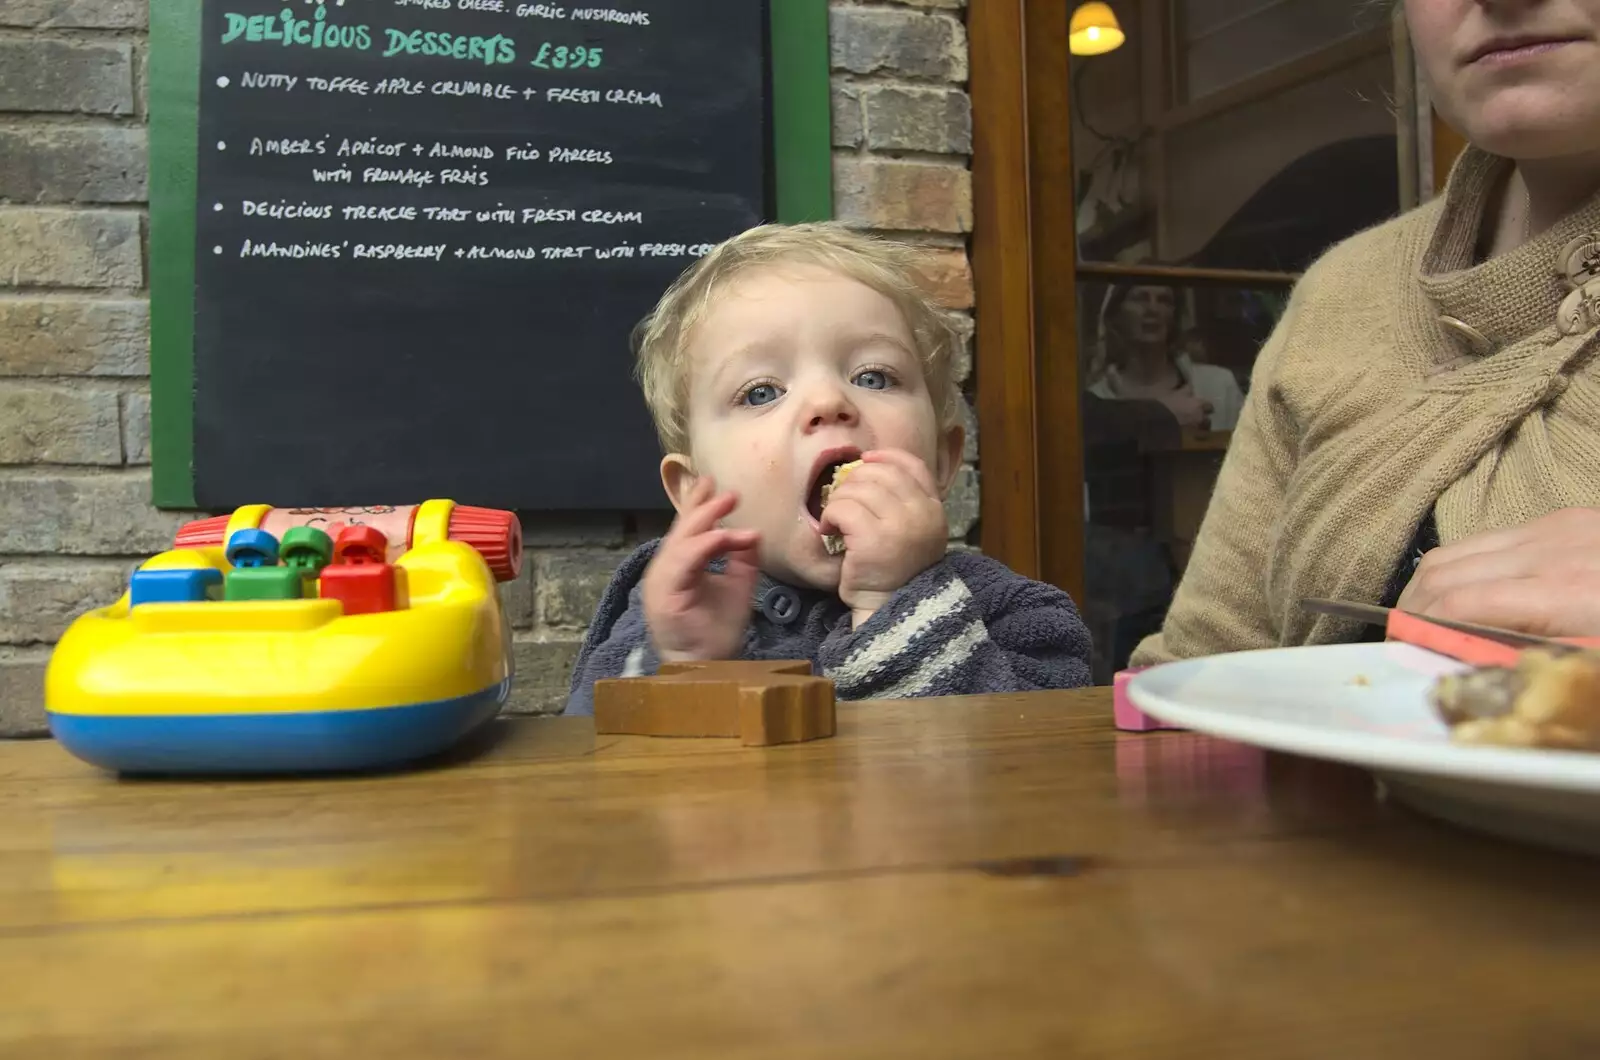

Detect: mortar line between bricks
[0,465,148,473]
[0,28,146,43]
[0,466,159,480]
[831,68,970,80]
[0,204,147,216]
[0,114,147,129]
[870,230,969,247]
[831,73,971,89]
[0,111,138,120]
[833,150,970,167]
[832,2,967,16]
[0,288,149,299]
[0,377,149,391]
[830,72,970,88]
[0,554,149,565]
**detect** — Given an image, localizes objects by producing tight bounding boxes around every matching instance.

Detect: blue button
[760,586,800,625]
[129,567,224,607]
[226,528,279,569]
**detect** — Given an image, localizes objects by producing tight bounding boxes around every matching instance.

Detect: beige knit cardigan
[1131,147,1600,666]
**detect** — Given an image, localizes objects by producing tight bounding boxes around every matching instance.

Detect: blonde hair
[633,222,963,454]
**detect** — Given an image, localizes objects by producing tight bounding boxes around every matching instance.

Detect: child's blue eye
[743,383,782,407]
[853,369,891,390]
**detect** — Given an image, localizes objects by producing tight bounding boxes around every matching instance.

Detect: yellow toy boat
[45,500,518,774]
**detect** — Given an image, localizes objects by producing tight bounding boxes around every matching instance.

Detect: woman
[1088,284,1247,432]
[1133,0,1600,666]
[1080,283,1245,678]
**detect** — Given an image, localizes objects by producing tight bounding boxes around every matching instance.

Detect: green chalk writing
[220,7,372,51]
[529,43,603,70]
[220,12,518,67]
[382,28,516,66]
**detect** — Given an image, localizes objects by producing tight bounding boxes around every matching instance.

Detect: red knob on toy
[447,505,522,581]
[174,514,233,550]
[334,524,388,565]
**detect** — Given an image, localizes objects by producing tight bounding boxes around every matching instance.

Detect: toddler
[564,223,1092,713]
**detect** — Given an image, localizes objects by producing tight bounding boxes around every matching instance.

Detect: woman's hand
[1398,508,1600,637]
[1158,387,1213,429]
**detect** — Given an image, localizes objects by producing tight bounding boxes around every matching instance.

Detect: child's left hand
[818,449,947,626]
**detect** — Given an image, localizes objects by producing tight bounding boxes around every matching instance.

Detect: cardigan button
[1437,315,1492,354]
[1558,235,1600,286]
[1558,285,1598,336]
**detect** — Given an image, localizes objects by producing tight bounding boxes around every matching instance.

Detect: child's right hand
[641,476,761,664]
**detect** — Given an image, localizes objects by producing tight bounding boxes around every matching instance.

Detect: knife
[1300,597,1596,667]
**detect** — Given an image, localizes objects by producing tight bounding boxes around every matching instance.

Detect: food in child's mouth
[819,459,862,556]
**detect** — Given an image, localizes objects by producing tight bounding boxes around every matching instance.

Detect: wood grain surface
[4,689,1600,1058]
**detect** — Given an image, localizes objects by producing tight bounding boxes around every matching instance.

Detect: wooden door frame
[1432,114,1467,190]
[969,0,1084,600]
[1403,12,1467,197]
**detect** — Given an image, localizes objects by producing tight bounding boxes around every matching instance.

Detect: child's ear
[934,423,965,498]
[659,453,698,513]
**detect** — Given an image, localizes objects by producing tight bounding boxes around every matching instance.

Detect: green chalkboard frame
[149,0,833,508]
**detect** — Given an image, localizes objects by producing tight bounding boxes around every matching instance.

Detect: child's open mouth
[804,449,862,525]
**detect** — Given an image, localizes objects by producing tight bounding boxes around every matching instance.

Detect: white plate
[1127,642,1600,856]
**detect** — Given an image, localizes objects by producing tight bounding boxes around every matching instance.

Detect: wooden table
[5,689,1600,1058]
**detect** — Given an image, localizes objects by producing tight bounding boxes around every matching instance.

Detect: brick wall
[0,0,974,735]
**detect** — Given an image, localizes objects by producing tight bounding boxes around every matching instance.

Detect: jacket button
[761,586,800,625]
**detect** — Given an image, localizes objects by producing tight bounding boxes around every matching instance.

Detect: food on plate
[819,459,862,556]
[1429,649,1600,751]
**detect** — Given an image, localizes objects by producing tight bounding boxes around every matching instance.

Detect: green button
[281,526,334,578]
[224,567,304,601]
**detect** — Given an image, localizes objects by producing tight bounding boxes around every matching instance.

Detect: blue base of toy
[47,678,511,775]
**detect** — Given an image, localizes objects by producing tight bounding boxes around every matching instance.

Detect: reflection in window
[1071,1,1399,272]
[1069,3,1408,677]
[1077,281,1285,682]
[1180,0,1370,101]
[1085,283,1245,430]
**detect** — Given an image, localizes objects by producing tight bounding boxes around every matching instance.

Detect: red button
[318,525,396,615]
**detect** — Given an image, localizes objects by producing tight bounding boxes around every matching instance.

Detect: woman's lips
[1469,37,1581,66]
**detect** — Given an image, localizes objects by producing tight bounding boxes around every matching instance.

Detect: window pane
[1072,1,1399,271]
[1163,53,1399,271]
[1182,0,1369,100]
[1077,278,1287,681]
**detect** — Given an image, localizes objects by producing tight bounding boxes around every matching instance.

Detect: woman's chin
[1461,90,1600,161]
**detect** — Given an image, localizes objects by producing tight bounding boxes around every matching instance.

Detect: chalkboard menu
[186,0,769,510]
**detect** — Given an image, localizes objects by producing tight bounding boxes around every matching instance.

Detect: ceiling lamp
[1069,2,1125,56]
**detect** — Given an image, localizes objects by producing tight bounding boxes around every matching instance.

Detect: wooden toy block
[594,660,836,746]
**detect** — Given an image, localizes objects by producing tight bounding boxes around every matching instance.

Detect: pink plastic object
[1384,609,1600,668]
[1112,667,1185,732]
